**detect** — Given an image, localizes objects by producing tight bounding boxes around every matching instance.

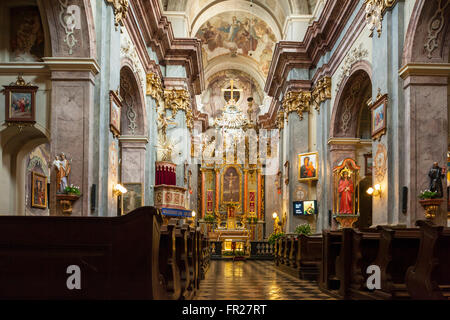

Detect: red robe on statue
[338,178,354,214]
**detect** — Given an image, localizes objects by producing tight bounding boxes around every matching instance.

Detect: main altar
[199,81,265,253]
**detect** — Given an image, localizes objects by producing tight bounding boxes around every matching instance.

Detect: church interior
[0,0,449,302]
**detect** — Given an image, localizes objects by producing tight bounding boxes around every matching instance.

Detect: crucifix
[221,79,243,103]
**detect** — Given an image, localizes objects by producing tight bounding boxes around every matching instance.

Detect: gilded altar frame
[220,164,242,208]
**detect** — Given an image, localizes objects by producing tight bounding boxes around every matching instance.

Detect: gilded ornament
[364,0,398,37]
[146,72,163,103]
[282,90,311,121]
[312,76,331,113]
[105,0,129,30]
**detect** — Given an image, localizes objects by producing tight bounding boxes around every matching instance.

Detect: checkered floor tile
[195,260,336,300]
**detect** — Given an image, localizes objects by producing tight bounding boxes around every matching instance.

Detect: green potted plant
[294,223,312,236]
[418,189,443,220]
[64,184,81,196]
[267,232,285,245]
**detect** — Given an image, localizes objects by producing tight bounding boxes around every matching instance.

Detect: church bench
[160,220,181,300]
[334,228,380,299]
[406,221,450,300]
[186,226,197,296]
[319,230,342,294]
[297,234,322,281]
[371,227,421,300]
[200,234,210,280]
[0,206,166,299]
[175,223,192,300]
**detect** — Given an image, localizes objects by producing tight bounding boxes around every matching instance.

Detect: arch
[119,64,147,136]
[40,0,97,58]
[403,0,450,64]
[330,63,372,139]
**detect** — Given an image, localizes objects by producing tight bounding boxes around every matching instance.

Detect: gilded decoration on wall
[311,77,331,113]
[146,72,163,104]
[282,90,311,121]
[374,143,387,183]
[424,0,450,59]
[105,0,129,30]
[276,109,285,131]
[364,0,397,37]
[164,89,190,119]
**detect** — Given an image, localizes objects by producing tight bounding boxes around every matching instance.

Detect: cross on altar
[221,79,243,103]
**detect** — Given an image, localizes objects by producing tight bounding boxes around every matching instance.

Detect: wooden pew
[160,220,181,300]
[186,225,196,296]
[0,206,166,299]
[297,234,322,281]
[406,221,450,300]
[371,227,421,299]
[175,223,191,300]
[319,230,342,294]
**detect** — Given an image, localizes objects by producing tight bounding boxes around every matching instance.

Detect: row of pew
[275,220,450,300]
[0,206,210,299]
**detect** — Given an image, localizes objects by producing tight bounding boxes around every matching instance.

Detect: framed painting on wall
[31,171,47,209]
[370,93,388,140]
[364,153,373,176]
[298,152,319,181]
[3,76,38,124]
[109,90,122,138]
[122,183,143,214]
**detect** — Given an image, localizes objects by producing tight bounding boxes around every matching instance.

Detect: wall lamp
[113,184,128,196]
[192,211,196,218]
[272,212,278,219]
[367,184,382,197]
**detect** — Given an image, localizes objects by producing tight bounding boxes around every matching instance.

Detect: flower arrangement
[268,232,285,245]
[419,190,438,200]
[295,223,312,236]
[204,214,216,223]
[64,184,81,196]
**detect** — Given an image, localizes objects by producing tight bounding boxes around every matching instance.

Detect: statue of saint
[53,153,71,193]
[429,162,446,198]
[338,170,354,214]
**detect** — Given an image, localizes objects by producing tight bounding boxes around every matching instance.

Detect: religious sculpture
[338,169,354,214]
[428,162,446,198]
[53,153,71,193]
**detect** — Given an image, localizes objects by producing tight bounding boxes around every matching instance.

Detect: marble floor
[195,260,336,300]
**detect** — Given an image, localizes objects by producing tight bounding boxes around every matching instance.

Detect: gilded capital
[311,76,331,113]
[364,0,397,37]
[146,72,163,103]
[105,0,129,29]
[282,90,311,121]
[276,109,285,130]
[164,88,191,120]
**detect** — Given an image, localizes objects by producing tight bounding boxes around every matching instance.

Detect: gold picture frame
[370,93,388,141]
[298,152,319,181]
[221,164,242,206]
[31,171,47,209]
[121,182,144,215]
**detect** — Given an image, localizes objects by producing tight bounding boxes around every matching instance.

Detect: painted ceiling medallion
[364,0,397,37]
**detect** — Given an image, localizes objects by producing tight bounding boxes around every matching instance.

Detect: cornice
[132,0,204,95]
[265,0,359,99]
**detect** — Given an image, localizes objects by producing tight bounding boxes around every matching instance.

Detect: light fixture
[367,184,381,197]
[272,212,278,219]
[113,183,127,196]
[192,211,196,218]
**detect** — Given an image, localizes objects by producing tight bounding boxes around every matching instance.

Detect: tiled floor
[195,260,336,300]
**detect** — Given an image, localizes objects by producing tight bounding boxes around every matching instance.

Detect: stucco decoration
[424,0,450,59]
[58,0,78,54]
[195,12,276,76]
[364,0,397,37]
[374,143,387,183]
[335,44,369,94]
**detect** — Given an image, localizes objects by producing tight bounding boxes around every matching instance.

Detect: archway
[329,65,373,229]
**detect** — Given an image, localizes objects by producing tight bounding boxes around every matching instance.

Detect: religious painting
[221,166,241,204]
[249,191,256,213]
[109,90,122,138]
[122,183,143,215]
[3,78,38,123]
[333,158,360,216]
[31,171,47,209]
[370,93,388,140]
[195,12,277,76]
[10,6,45,62]
[298,152,319,181]
[364,153,373,176]
[207,190,213,213]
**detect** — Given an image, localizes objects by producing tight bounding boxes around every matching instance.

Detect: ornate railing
[250,241,275,260]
